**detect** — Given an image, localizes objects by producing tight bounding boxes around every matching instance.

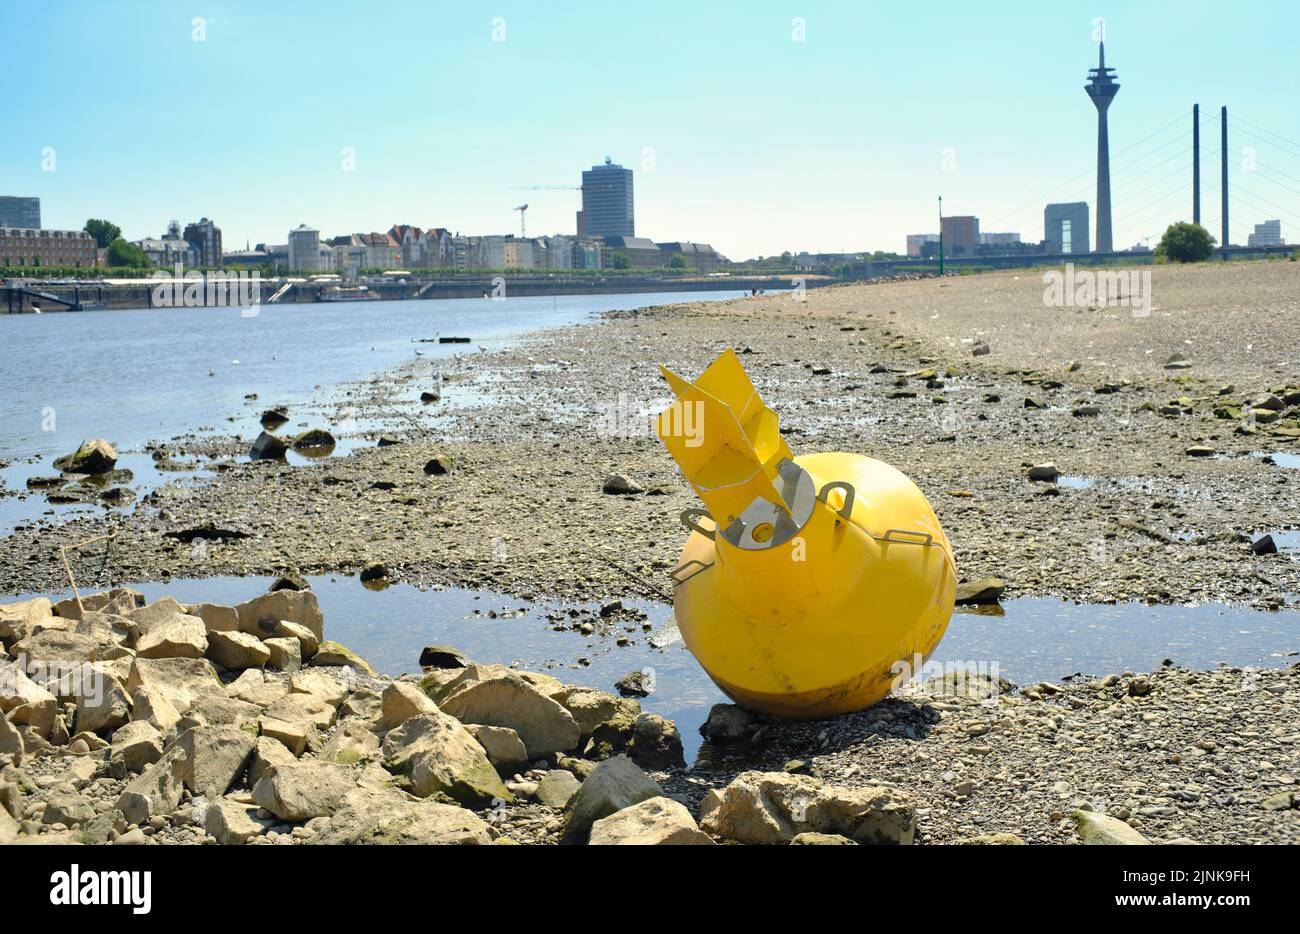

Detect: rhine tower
[1084,42,1120,253]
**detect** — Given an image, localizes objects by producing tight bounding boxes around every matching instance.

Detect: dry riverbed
[2,261,1299,844]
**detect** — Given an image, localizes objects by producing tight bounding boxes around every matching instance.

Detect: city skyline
[5,1,1299,258]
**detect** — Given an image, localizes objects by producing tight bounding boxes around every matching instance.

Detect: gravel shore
[2,261,1298,844]
[4,261,1297,607]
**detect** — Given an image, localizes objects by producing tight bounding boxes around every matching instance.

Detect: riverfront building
[906,233,939,257]
[1247,219,1283,247]
[183,217,223,268]
[288,224,323,271]
[657,241,723,272]
[0,227,98,268]
[600,235,661,269]
[1044,202,1091,254]
[940,215,980,256]
[581,158,635,238]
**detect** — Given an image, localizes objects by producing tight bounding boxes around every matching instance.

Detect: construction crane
[509,184,612,236]
[514,203,528,237]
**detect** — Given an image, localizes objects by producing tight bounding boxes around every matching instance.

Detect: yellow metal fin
[657,350,795,528]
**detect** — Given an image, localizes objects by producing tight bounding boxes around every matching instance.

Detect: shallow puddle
[1265,530,1300,554]
[6,576,1298,762]
[948,598,1300,681]
[1253,451,1300,469]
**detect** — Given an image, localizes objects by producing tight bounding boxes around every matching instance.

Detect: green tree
[105,238,149,268]
[667,254,687,270]
[607,250,631,270]
[84,219,122,248]
[1155,222,1215,263]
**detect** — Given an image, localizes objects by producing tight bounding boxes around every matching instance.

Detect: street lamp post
[938,195,944,275]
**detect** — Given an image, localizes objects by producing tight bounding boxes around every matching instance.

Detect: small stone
[1072,810,1151,845]
[1251,535,1278,556]
[418,644,469,669]
[700,704,752,743]
[534,769,582,809]
[422,454,452,476]
[602,473,644,495]
[615,669,653,697]
[1027,462,1059,482]
[955,577,1006,605]
[791,832,857,845]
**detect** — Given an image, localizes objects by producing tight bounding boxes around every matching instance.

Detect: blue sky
[4,0,1298,258]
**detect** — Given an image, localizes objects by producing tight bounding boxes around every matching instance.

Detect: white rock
[206,630,271,670]
[235,590,324,642]
[1073,810,1152,845]
[0,662,58,736]
[110,720,164,772]
[438,670,579,759]
[289,669,347,707]
[251,760,357,822]
[308,786,493,845]
[701,771,916,845]
[135,614,208,660]
[382,712,511,807]
[116,746,187,825]
[176,725,257,798]
[589,796,715,845]
[205,797,275,845]
[376,682,438,730]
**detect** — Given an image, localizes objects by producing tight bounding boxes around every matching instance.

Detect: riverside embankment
[2,273,832,313]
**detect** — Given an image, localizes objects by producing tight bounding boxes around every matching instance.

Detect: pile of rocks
[3,585,912,845]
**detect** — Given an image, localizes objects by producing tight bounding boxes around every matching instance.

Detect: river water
[0,290,742,531]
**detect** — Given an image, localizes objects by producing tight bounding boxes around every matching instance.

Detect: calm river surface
[0,291,742,463]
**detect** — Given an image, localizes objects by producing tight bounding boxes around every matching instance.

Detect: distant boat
[320,285,380,302]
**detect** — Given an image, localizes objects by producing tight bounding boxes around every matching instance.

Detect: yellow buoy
[657,348,956,719]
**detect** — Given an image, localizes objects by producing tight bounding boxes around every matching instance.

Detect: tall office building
[940,215,980,256]
[1084,42,1120,253]
[581,158,634,237]
[288,224,321,271]
[0,196,41,229]
[905,233,939,257]
[1044,202,1090,254]
[183,217,223,268]
[1247,219,1282,247]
